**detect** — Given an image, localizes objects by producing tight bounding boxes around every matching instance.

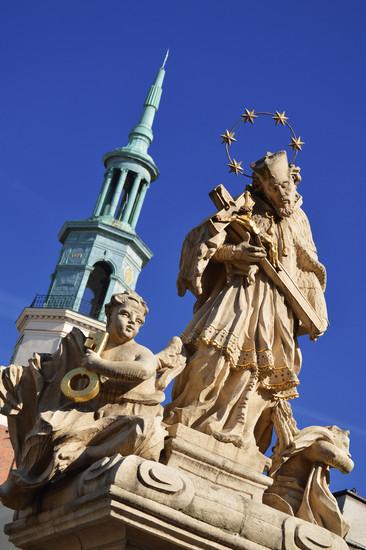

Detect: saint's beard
[275,203,295,218]
[271,193,299,218]
[258,183,298,219]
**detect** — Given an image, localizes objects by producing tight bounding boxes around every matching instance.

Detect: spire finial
[118,54,168,160]
[162,49,169,69]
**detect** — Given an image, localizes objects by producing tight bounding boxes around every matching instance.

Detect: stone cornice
[16,308,106,333]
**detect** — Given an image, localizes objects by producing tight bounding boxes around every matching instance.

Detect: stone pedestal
[163,423,272,502]
[4,426,349,550]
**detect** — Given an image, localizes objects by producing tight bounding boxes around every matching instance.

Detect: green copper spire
[45,56,168,323]
[103,51,168,182]
[126,49,169,156]
[93,53,168,230]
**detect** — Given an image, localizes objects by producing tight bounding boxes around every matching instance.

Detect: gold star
[273,111,288,126]
[289,136,305,152]
[228,159,244,175]
[241,108,257,124]
[221,129,237,146]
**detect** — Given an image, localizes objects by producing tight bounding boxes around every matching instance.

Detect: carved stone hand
[80,349,104,372]
[214,241,266,264]
[233,241,266,262]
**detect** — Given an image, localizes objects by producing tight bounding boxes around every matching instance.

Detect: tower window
[129,179,146,226]
[101,169,120,216]
[116,171,136,220]
[81,261,112,319]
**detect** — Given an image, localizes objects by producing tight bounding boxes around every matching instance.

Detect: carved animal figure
[264,425,354,537]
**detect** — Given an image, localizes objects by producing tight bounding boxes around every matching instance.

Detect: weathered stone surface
[5,457,349,550]
[264,425,354,537]
[163,423,272,502]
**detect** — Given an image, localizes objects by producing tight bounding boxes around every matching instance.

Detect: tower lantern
[93,50,168,227]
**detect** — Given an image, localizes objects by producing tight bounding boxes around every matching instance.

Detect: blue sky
[0,0,365,494]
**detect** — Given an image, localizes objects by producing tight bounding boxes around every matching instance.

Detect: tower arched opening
[81,261,112,319]
[116,171,136,220]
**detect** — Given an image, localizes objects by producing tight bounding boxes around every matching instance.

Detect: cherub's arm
[81,348,157,383]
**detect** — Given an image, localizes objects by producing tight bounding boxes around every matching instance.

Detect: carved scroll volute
[137,461,185,494]
[135,460,195,509]
[283,517,348,550]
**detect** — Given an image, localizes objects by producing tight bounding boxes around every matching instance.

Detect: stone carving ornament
[282,517,348,550]
[0,290,168,510]
[75,454,195,509]
[265,425,353,537]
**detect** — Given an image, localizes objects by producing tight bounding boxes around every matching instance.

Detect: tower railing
[30,294,95,318]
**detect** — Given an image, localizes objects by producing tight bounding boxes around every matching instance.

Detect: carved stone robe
[164,193,327,446]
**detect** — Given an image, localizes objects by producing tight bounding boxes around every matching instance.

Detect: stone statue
[0,290,167,510]
[1,155,353,550]
[264,425,354,537]
[0,92,354,548]
[164,150,328,452]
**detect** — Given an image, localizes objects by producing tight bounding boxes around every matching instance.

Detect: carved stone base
[5,454,349,550]
[163,423,272,502]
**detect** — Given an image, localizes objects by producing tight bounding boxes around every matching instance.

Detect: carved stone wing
[155,336,188,391]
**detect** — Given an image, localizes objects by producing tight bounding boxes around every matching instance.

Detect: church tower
[12,54,168,365]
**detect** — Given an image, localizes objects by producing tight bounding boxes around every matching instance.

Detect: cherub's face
[107,302,145,344]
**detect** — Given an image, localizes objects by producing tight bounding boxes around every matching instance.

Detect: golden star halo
[221,129,237,146]
[228,159,244,175]
[241,108,257,124]
[273,111,288,126]
[289,136,305,152]
[222,109,303,179]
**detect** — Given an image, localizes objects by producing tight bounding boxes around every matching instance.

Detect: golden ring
[60,367,100,402]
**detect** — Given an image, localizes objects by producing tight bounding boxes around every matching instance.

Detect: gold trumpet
[60,331,109,403]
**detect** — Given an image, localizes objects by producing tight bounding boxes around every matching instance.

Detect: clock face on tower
[61,246,90,265]
[69,249,84,263]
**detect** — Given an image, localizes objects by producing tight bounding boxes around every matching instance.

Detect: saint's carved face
[252,151,299,217]
[107,301,145,343]
[261,174,298,217]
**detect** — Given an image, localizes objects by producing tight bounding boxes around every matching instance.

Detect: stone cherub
[264,425,354,537]
[0,290,167,510]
